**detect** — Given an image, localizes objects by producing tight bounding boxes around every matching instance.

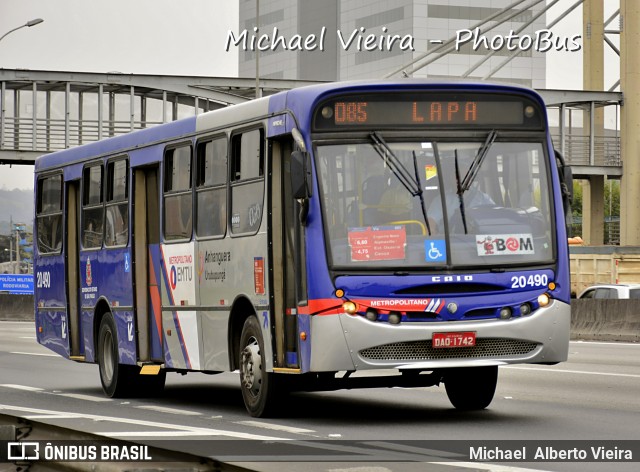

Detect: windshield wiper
[459,130,497,194]
[369,132,431,235]
[370,132,420,196]
[454,150,468,234]
[454,130,497,235]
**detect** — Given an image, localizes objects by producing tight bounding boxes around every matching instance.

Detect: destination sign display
[314,93,543,130]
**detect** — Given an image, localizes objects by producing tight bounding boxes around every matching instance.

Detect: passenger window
[164,144,193,241]
[36,174,63,254]
[105,159,129,247]
[196,137,227,238]
[82,164,104,249]
[230,128,264,235]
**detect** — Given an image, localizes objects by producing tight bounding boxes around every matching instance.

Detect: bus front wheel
[239,316,281,417]
[97,312,135,397]
[444,366,498,411]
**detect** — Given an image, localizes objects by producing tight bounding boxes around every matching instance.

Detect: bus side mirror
[291,150,312,200]
[555,149,573,226]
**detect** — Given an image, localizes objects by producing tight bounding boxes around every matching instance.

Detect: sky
[0,0,620,190]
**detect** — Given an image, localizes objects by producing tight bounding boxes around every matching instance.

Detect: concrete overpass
[0,68,318,164]
[1,68,622,169]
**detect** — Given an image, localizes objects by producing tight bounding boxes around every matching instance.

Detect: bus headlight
[520,303,532,316]
[499,307,512,320]
[388,312,402,324]
[538,293,551,307]
[365,309,379,321]
[342,301,358,315]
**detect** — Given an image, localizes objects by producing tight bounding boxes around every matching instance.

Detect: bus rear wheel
[97,312,135,397]
[239,316,281,417]
[444,366,498,411]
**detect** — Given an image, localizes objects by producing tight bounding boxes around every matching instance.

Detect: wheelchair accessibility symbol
[425,240,446,262]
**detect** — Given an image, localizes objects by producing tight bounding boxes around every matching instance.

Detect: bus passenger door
[271,138,305,369]
[133,166,163,362]
[65,181,83,358]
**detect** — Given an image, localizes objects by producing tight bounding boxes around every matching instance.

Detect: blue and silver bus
[34,79,572,417]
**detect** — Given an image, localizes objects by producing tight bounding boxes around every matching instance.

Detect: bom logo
[476,234,535,256]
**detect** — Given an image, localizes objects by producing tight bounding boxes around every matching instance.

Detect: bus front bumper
[308,300,570,372]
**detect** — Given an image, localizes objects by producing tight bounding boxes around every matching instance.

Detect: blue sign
[425,239,447,263]
[0,274,34,294]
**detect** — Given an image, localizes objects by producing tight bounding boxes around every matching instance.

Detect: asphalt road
[1,320,639,472]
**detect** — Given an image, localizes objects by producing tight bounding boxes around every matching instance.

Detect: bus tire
[239,316,280,417]
[444,366,498,411]
[97,312,135,398]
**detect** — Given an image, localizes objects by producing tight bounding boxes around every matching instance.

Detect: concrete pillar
[582,0,605,245]
[582,176,605,245]
[620,0,640,245]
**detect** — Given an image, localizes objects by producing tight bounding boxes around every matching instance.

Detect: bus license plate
[432,332,476,348]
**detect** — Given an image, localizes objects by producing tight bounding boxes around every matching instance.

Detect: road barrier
[0,294,33,320]
[571,299,640,343]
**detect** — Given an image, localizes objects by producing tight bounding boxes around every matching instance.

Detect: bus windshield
[316,138,554,269]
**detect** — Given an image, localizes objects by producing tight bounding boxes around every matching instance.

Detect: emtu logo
[170,266,177,290]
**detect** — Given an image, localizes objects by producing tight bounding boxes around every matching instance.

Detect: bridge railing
[1,116,164,153]
[551,134,621,167]
[2,118,625,164]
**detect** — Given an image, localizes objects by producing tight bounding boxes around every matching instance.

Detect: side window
[105,158,129,247]
[230,128,264,235]
[594,288,616,299]
[580,289,595,299]
[164,144,193,241]
[36,174,63,255]
[82,164,104,249]
[196,137,227,238]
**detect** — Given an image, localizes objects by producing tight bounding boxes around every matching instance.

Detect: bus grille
[359,338,539,361]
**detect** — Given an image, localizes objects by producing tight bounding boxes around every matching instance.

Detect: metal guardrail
[1,117,164,153]
[551,134,621,167]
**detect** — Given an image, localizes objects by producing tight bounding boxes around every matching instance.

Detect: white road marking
[55,393,113,402]
[24,415,82,420]
[20,336,37,340]
[0,384,44,392]
[102,431,223,438]
[0,404,287,441]
[236,420,316,434]
[10,351,58,357]
[136,405,201,416]
[571,340,640,347]
[503,365,640,379]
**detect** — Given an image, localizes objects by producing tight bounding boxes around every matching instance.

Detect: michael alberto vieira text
[470,445,633,461]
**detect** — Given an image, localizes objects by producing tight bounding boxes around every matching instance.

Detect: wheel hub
[241,337,262,396]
